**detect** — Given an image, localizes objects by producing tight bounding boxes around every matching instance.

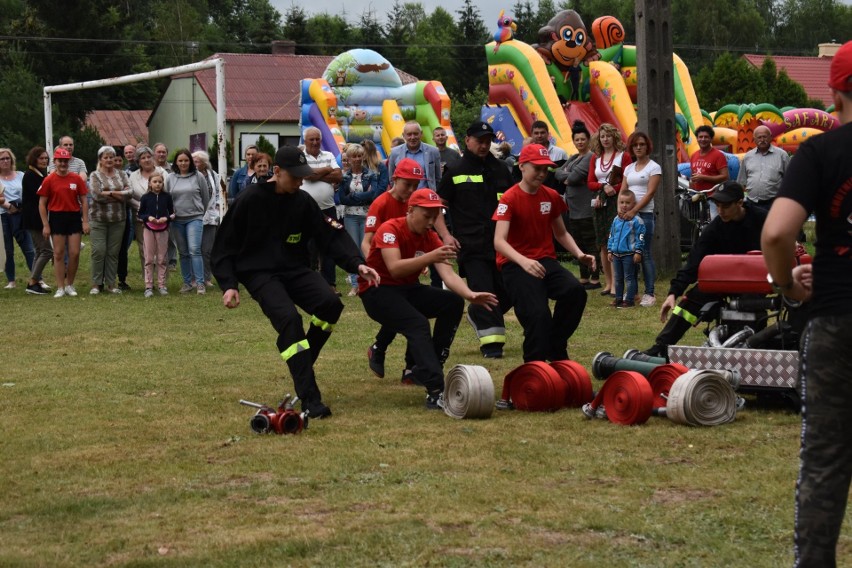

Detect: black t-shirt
[211,182,363,291]
[778,121,852,318]
[668,203,767,298]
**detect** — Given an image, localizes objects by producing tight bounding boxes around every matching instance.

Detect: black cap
[708,181,745,203]
[274,146,314,177]
[466,120,495,139]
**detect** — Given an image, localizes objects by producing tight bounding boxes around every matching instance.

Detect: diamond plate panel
[668,346,798,390]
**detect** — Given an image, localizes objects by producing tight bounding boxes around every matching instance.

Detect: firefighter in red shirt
[493,144,596,362]
[359,188,498,409]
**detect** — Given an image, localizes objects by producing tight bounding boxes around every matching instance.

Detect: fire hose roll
[550,360,594,407]
[666,369,738,426]
[647,363,690,411]
[443,365,495,419]
[502,362,567,412]
[584,370,654,425]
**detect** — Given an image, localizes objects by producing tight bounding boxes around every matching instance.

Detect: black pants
[117,208,133,283]
[501,257,587,362]
[655,287,720,347]
[567,216,600,281]
[242,267,344,408]
[794,315,852,567]
[361,284,464,392]
[309,206,338,287]
[459,251,512,351]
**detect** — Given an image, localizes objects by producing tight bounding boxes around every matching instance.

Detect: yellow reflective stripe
[281,339,310,361]
[452,175,484,184]
[480,334,506,346]
[497,192,504,201]
[672,305,698,325]
[310,315,334,332]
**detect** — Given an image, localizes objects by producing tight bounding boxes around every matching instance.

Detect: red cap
[393,158,424,180]
[53,148,72,160]
[518,144,556,166]
[408,188,444,208]
[829,40,852,92]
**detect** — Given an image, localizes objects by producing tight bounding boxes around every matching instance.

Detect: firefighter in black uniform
[643,181,767,356]
[437,120,515,358]
[212,146,380,419]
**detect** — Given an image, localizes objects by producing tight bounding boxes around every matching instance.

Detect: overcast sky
[270,0,505,32]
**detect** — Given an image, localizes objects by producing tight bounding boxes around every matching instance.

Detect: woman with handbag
[587,123,631,297]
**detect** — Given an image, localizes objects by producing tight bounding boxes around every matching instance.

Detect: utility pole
[635,0,680,274]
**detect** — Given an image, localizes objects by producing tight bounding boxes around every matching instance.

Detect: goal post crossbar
[43,58,227,197]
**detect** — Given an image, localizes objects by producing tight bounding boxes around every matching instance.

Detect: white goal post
[43,58,227,202]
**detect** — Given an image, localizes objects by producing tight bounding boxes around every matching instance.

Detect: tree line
[1,0,850,165]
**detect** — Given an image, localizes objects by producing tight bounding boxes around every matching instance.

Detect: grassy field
[0,242,842,567]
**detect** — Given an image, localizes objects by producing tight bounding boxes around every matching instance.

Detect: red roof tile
[186,53,418,123]
[85,110,151,146]
[743,54,835,107]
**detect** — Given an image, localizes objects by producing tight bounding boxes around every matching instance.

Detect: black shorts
[49,211,83,236]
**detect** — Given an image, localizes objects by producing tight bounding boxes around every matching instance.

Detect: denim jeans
[638,212,656,295]
[171,217,204,285]
[343,215,366,286]
[2,212,35,281]
[613,254,638,304]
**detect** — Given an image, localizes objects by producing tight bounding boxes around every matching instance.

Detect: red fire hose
[647,363,690,410]
[502,362,567,412]
[550,360,594,407]
[501,361,594,412]
[584,370,654,425]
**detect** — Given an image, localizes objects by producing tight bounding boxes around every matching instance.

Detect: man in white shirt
[48,136,88,181]
[301,127,343,294]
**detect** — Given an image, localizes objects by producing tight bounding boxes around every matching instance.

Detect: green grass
[0,240,841,567]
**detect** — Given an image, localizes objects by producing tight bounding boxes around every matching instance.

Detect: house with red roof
[85,110,151,148]
[742,43,842,108]
[145,44,416,172]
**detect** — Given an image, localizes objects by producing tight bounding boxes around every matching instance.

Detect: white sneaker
[196,285,206,295]
[640,294,656,307]
[158,287,169,296]
[64,285,78,297]
[90,287,101,295]
[179,283,194,293]
[144,288,154,298]
[54,288,66,298]
[4,281,16,289]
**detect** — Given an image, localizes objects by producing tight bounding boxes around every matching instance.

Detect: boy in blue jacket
[607,189,645,308]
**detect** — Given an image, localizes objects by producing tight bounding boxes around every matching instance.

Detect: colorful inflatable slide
[482,10,839,160]
[300,49,458,157]
[482,11,704,160]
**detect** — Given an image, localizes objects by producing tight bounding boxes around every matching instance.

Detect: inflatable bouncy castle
[482,9,842,161]
[482,11,704,161]
[300,49,458,157]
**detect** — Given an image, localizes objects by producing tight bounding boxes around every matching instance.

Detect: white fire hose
[443,365,495,419]
[666,369,739,426]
